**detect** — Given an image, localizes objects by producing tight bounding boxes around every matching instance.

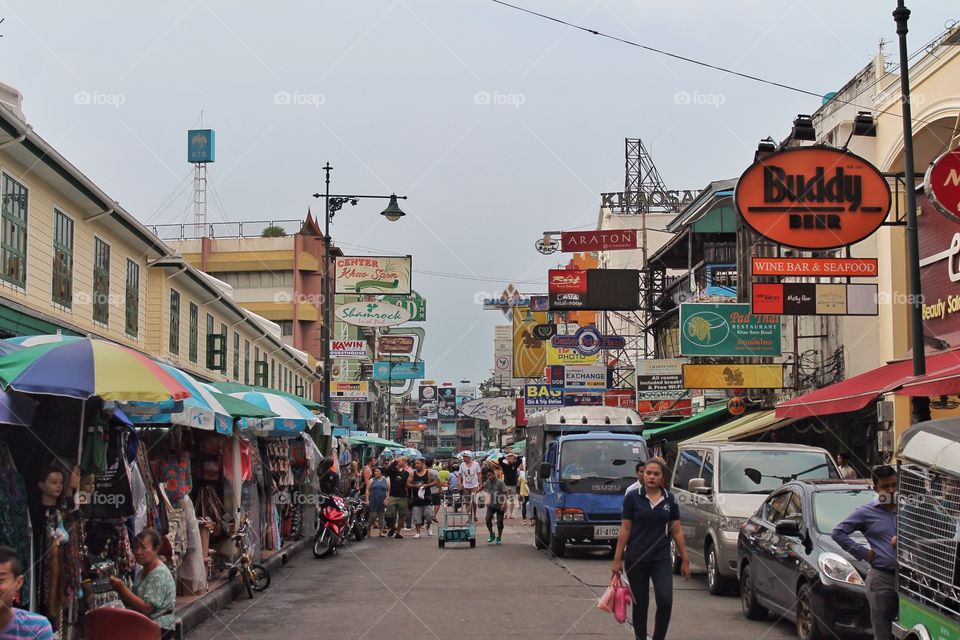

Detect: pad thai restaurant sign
[735,147,891,250]
[918,191,960,346]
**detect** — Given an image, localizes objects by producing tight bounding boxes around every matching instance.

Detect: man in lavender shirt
[832,464,898,640]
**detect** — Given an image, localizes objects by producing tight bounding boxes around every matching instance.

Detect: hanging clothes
[0,442,30,606]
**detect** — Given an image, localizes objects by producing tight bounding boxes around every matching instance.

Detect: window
[232,332,240,380]
[52,209,73,307]
[124,260,139,337]
[763,492,791,523]
[702,452,714,488]
[672,448,704,492]
[188,302,198,362]
[718,450,838,494]
[271,358,276,389]
[205,314,214,369]
[558,439,646,480]
[168,290,180,355]
[278,320,293,337]
[782,491,803,522]
[220,322,227,370]
[1,174,28,287]
[93,238,110,324]
[244,340,250,384]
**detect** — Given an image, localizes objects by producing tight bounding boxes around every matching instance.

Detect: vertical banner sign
[548,269,587,309]
[679,303,781,357]
[418,385,438,420]
[513,308,548,377]
[437,387,457,421]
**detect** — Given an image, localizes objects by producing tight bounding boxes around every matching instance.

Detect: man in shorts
[458,452,482,523]
[425,458,442,536]
[385,459,410,539]
[498,452,522,519]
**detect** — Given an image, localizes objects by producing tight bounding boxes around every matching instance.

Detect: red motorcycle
[313,492,349,558]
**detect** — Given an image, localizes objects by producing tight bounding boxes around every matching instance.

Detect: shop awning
[641,404,728,439]
[682,410,796,444]
[348,435,403,449]
[776,349,960,418]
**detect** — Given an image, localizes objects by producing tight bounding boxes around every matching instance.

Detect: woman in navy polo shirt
[612,458,691,640]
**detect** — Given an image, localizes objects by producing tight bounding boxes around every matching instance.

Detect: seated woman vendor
[109,529,176,638]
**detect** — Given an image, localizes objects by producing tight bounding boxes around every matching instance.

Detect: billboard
[682,364,785,389]
[752,283,879,316]
[188,129,215,163]
[437,387,457,420]
[513,308,547,378]
[330,340,367,359]
[636,358,690,418]
[335,256,412,295]
[330,381,370,401]
[336,300,410,327]
[372,360,425,380]
[548,269,587,309]
[418,385,438,420]
[679,303,781,357]
[548,269,640,311]
[524,384,564,407]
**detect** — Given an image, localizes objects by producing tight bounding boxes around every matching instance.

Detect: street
[188,515,796,640]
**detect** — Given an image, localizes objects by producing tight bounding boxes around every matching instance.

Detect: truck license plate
[594,526,620,539]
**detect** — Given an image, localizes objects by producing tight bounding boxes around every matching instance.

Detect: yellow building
[0,83,317,398]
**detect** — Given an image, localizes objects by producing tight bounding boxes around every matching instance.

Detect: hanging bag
[597,574,618,613]
[613,574,632,624]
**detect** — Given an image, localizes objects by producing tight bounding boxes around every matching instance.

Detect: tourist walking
[498,452,522,519]
[384,459,410,539]
[481,468,508,544]
[519,466,530,525]
[365,467,389,536]
[612,457,690,640]
[408,458,432,539]
[832,465,898,640]
[459,453,482,522]
[426,458,442,536]
[447,462,462,513]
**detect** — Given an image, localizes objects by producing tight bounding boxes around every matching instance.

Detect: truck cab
[526,406,647,557]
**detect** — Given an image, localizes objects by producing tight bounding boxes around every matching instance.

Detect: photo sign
[335,256,412,295]
[679,303,781,357]
[735,147,892,250]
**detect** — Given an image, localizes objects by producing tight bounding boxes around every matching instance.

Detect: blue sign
[563,392,603,406]
[550,326,626,356]
[372,360,425,380]
[524,384,564,407]
[188,129,215,163]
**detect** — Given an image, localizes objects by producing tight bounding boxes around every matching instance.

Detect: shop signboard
[400,419,424,432]
[330,381,370,401]
[752,283,878,316]
[546,343,598,365]
[560,229,637,252]
[437,387,457,420]
[459,397,514,429]
[548,269,640,311]
[524,384,564,407]
[456,385,477,400]
[378,335,415,354]
[918,191,960,347]
[735,147,892,250]
[335,255,412,295]
[635,358,690,418]
[336,300,410,327]
[603,389,635,409]
[418,385,438,420]
[406,431,423,443]
[548,269,587,309]
[550,325,626,356]
[751,257,878,277]
[330,340,368,359]
[563,392,603,406]
[381,290,426,321]
[440,422,457,436]
[562,365,610,391]
[679,303,781,357]
[513,307,548,377]
[637,398,692,419]
[924,149,960,224]
[682,364,785,389]
[372,360,425,380]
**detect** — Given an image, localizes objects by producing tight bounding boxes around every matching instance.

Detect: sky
[2,1,957,386]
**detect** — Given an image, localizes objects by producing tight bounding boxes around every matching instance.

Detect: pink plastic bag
[613,575,633,624]
[597,577,617,613]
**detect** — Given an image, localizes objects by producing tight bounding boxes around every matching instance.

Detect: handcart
[438,492,476,548]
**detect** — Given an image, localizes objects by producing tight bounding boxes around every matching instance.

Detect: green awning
[642,404,729,439]
[212,391,278,418]
[348,435,403,449]
[212,381,322,410]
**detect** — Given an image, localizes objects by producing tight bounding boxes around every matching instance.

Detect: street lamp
[312,163,408,430]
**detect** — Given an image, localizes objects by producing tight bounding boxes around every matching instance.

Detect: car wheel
[796,583,825,640]
[534,515,547,550]
[706,544,733,595]
[549,526,566,557]
[670,539,682,575]
[739,564,768,620]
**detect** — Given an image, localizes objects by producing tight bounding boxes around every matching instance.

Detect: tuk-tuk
[895,418,960,640]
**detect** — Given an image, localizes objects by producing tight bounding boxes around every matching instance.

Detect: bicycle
[226,515,271,598]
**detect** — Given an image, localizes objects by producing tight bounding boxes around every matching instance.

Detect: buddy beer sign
[735,147,891,250]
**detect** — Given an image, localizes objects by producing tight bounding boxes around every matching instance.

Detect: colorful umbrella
[212,381,322,411]
[0,389,36,427]
[4,333,82,348]
[230,391,317,437]
[0,338,190,402]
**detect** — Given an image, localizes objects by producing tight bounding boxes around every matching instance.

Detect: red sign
[603,389,635,408]
[378,335,415,354]
[727,396,746,416]
[925,149,960,223]
[751,257,877,277]
[637,399,692,418]
[918,190,960,347]
[561,230,637,252]
[735,147,891,250]
[548,269,587,294]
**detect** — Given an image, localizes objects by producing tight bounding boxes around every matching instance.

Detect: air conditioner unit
[876,400,895,423]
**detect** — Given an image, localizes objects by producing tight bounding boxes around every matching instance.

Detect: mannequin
[33,466,68,625]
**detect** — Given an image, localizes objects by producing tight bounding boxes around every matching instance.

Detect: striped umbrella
[230,391,317,437]
[0,338,190,402]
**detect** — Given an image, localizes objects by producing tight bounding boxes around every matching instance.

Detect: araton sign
[335,301,410,328]
[735,147,891,250]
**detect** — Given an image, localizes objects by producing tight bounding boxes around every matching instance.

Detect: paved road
[188,518,797,640]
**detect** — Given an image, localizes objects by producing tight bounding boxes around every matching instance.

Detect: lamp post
[313,163,407,430]
[893,1,930,422]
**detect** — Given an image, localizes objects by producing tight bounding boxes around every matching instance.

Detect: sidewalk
[174,537,311,639]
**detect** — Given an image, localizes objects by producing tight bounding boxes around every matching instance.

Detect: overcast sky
[3,1,957,386]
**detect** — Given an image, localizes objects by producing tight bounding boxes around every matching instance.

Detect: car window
[673,448,703,491]
[782,491,803,521]
[764,492,790,523]
[718,450,838,494]
[813,489,876,533]
[702,452,714,488]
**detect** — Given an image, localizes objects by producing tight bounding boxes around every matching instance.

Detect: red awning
[776,349,960,418]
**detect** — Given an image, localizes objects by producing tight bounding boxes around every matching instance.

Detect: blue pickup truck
[526,406,648,557]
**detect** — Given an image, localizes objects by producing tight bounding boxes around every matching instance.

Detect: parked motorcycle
[346,494,369,542]
[313,492,349,559]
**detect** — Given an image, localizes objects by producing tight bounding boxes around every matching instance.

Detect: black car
[737,479,875,640]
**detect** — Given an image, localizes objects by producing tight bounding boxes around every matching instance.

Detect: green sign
[679,303,781,357]
[382,290,426,322]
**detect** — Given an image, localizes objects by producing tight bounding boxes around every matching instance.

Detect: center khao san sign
[679,303,781,357]
[335,256,412,294]
[735,147,891,250]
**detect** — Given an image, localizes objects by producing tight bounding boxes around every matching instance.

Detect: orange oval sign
[735,147,891,250]
[727,396,746,416]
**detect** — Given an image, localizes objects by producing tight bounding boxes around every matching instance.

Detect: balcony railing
[148,220,304,241]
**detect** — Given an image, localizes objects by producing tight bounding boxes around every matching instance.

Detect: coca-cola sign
[560,230,637,252]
